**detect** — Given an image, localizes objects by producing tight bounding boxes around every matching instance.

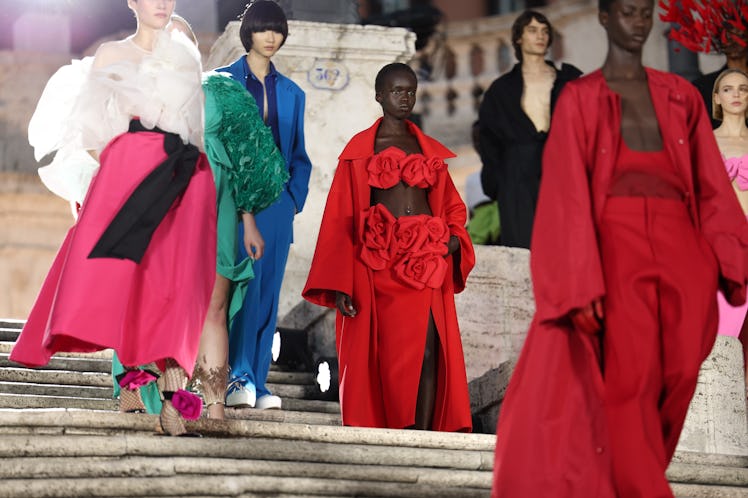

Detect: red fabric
[600,198,719,498]
[303,118,474,431]
[608,142,686,199]
[492,69,748,497]
[366,146,447,189]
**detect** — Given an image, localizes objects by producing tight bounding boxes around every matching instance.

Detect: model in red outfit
[491,0,748,497]
[303,64,474,432]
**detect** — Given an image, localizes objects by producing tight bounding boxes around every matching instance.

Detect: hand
[444,235,460,257]
[569,298,604,335]
[241,212,264,260]
[335,291,357,317]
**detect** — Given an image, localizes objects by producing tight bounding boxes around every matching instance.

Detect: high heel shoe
[116,369,158,413]
[159,389,202,437]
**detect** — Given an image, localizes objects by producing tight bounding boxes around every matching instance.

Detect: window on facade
[382,0,411,12]
[489,0,548,15]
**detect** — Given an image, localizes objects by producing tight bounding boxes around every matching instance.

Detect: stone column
[278,0,360,23]
[676,336,748,456]
[206,20,415,318]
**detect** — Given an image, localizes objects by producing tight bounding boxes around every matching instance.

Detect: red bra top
[608,140,686,199]
[366,146,447,190]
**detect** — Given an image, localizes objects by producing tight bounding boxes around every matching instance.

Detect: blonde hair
[712,68,748,121]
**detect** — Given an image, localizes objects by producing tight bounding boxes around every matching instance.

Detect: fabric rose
[359,204,396,270]
[367,147,406,189]
[393,215,430,256]
[401,155,446,188]
[171,389,202,420]
[424,217,450,255]
[393,251,448,290]
[118,370,158,390]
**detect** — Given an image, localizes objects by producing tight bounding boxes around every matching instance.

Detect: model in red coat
[492,0,748,497]
[303,63,474,432]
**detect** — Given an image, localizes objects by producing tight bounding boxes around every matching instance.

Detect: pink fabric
[10,131,216,375]
[723,154,748,191]
[716,213,748,337]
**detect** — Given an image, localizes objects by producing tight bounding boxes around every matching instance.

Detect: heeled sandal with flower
[116,369,158,413]
[160,389,202,437]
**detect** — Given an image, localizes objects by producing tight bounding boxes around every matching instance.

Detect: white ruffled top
[29,30,204,204]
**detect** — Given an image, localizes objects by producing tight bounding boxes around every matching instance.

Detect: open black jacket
[478,61,582,248]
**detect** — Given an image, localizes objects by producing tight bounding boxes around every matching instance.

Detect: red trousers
[599,197,718,498]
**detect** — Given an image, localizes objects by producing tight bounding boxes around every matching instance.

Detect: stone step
[0,368,319,402]
[671,484,748,497]
[0,393,118,411]
[0,474,486,498]
[0,381,111,400]
[0,349,319,387]
[0,319,23,330]
[0,367,111,387]
[0,341,114,359]
[0,394,340,421]
[0,455,491,490]
[1,353,111,373]
[0,328,21,343]
[0,434,493,472]
[0,410,495,449]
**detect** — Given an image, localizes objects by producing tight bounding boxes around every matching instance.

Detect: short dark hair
[599,0,615,11]
[375,63,416,93]
[239,1,288,52]
[511,10,554,61]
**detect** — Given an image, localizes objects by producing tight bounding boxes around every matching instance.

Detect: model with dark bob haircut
[511,10,554,61]
[239,0,288,52]
[218,0,313,412]
[374,62,415,93]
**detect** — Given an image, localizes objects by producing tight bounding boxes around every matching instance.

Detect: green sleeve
[202,73,289,214]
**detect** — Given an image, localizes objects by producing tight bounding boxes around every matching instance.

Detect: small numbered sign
[308,59,349,91]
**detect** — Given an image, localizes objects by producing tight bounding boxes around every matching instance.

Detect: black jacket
[692,65,726,129]
[478,61,582,248]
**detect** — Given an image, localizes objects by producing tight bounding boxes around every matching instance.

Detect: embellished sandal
[116,369,158,413]
[160,389,202,437]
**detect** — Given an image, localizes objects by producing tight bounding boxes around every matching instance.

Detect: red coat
[303,118,475,431]
[492,69,748,497]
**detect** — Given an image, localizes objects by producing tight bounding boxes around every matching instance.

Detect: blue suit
[218,57,312,399]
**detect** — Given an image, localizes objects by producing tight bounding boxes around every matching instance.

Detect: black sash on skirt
[89,120,199,263]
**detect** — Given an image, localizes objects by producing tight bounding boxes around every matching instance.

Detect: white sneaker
[255,394,282,410]
[225,381,255,408]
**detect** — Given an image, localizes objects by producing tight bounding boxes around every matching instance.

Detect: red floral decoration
[393,251,448,290]
[359,204,397,270]
[659,0,748,54]
[401,155,446,188]
[118,370,158,390]
[367,147,405,189]
[367,146,447,190]
[171,389,202,420]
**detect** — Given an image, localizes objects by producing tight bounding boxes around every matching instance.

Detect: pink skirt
[10,130,216,375]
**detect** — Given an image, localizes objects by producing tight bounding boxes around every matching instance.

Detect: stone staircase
[0,319,746,497]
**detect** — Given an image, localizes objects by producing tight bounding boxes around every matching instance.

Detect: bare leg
[412,312,439,430]
[193,274,231,419]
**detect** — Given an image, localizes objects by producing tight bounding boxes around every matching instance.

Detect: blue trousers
[228,190,295,398]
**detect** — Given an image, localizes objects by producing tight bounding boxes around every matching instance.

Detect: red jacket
[493,68,748,497]
[303,118,475,431]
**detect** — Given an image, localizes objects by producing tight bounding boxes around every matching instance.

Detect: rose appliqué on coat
[367,147,406,189]
[359,204,397,270]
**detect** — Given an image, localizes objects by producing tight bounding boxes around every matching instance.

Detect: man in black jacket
[478,10,581,248]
